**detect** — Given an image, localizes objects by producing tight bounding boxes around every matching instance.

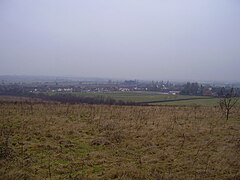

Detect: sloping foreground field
[1,102,240,179]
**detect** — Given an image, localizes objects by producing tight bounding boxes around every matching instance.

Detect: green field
[71,91,207,102]
[150,98,221,106]
[49,91,240,107]
[58,91,218,106]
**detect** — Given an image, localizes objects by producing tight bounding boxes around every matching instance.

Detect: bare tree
[219,88,239,121]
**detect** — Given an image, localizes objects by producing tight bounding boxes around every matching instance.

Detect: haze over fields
[0,0,240,82]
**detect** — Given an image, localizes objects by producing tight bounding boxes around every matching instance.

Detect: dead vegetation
[0,101,240,179]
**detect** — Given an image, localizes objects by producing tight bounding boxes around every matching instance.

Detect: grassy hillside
[1,101,240,179]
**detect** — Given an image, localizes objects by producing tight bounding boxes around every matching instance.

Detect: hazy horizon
[1,0,240,82]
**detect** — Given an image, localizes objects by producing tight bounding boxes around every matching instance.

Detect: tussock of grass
[0,102,240,179]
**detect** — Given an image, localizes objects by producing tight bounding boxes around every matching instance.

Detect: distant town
[0,75,239,97]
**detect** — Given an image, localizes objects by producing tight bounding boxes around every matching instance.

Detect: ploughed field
[1,101,240,179]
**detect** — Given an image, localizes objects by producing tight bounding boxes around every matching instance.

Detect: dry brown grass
[0,101,240,179]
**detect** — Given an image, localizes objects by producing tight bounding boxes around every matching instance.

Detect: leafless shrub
[219,88,239,121]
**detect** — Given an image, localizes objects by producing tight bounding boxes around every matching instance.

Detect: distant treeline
[180,82,240,96]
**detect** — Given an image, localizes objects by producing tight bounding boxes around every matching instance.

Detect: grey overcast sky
[0,0,240,82]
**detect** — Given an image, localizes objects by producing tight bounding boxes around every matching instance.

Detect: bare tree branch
[219,88,239,121]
